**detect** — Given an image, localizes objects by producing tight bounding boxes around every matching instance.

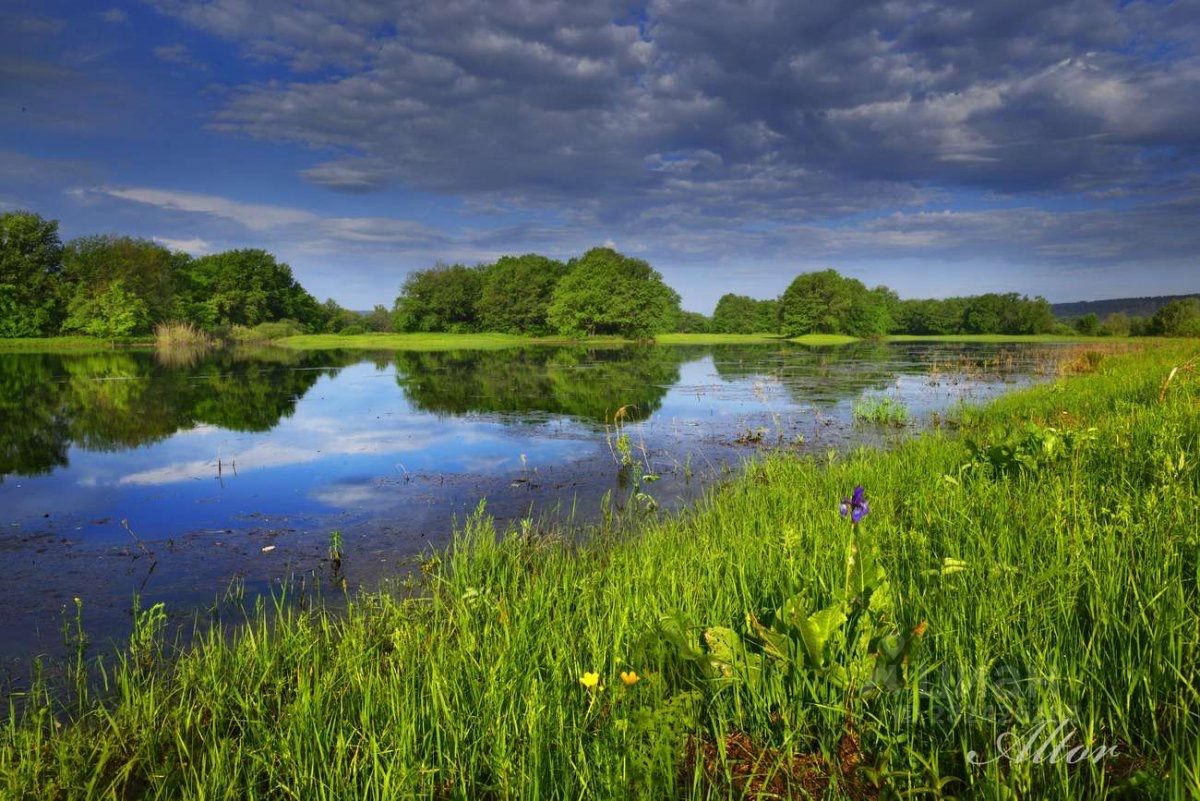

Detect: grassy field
[2,340,1196,798]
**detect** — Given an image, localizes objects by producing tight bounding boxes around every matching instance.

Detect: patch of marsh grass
[853,394,911,425]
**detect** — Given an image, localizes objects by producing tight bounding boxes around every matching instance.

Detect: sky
[2,0,1199,312]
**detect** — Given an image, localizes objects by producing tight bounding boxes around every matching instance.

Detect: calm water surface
[0,342,1054,666]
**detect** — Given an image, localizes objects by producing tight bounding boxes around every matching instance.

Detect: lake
[0,341,1058,666]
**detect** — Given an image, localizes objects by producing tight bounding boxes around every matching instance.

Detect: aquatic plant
[852,394,910,425]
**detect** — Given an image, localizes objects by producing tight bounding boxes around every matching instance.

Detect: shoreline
[0,331,1153,353]
[3,339,1196,797]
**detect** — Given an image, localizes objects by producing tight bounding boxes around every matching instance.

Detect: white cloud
[153,235,212,253]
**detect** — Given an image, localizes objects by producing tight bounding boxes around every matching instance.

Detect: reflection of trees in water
[394,346,685,423]
[0,353,72,477]
[708,342,1030,408]
[0,348,356,479]
[705,343,902,406]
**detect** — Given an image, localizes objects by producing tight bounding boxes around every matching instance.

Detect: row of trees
[393,248,681,339]
[1068,300,1200,338]
[7,209,1195,341]
[706,270,1055,337]
[0,211,388,339]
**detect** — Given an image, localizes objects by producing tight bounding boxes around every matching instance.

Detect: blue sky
[2,0,1199,312]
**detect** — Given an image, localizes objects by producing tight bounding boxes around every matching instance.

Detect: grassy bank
[885,333,1138,344]
[275,332,632,350]
[0,336,153,352]
[276,332,1128,351]
[3,343,1199,799]
[1,332,1145,353]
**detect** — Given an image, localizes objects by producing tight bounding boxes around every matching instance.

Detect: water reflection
[1,342,1040,481]
[0,340,1053,662]
[394,346,683,422]
[0,348,349,478]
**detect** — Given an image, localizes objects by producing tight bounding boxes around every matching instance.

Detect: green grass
[656,333,783,345]
[2,342,1199,799]
[852,394,911,425]
[885,333,1140,343]
[791,333,861,346]
[0,336,153,352]
[276,332,633,350]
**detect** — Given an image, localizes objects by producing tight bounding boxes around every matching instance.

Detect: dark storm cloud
[140,0,1200,275]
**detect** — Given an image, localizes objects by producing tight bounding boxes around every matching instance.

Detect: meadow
[1,341,1197,799]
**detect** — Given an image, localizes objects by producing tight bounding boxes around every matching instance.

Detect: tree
[1073,313,1099,336]
[546,248,680,338]
[62,236,175,329]
[63,280,149,341]
[0,211,64,336]
[364,305,393,332]
[1150,298,1200,336]
[477,254,568,334]
[845,285,895,337]
[179,249,324,329]
[392,264,483,332]
[777,269,890,337]
[712,294,776,333]
[674,310,712,333]
[1098,312,1130,337]
[320,298,362,333]
[778,270,854,336]
[892,297,967,334]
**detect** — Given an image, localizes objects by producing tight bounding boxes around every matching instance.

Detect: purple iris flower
[839,485,869,523]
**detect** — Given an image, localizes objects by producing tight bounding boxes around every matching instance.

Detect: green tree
[1098,312,1131,337]
[364,305,393,333]
[63,280,149,341]
[179,249,324,329]
[778,270,854,336]
[711,294,776,333]
[1150,298,1200,336]
[62,236,175,328]
[476,254,568,334]
[392,264,483,332]
[674,310,712,333]
[0,211,64,336]
[778,269,889,337]
[320,298,362,333]
[546,248,680,338]
[845,286,895,337]
[1073,313,1099,336]
[892,298,967,334]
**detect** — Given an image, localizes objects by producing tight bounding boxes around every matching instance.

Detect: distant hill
[1052,293,1200,319]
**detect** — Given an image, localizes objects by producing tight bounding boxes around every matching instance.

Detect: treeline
[392,248,680,339]
[699,270,1200,337]
[0,211,389,339]
[7,208,1196,342]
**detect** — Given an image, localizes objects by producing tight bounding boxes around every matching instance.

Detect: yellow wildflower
[579,671,600,689]
[619,670,640,686]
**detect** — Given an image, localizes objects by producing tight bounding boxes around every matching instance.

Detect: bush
[154,321,214,348]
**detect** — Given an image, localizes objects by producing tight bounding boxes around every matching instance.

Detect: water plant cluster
[852,395,911,426]
[1,343,1197,798]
